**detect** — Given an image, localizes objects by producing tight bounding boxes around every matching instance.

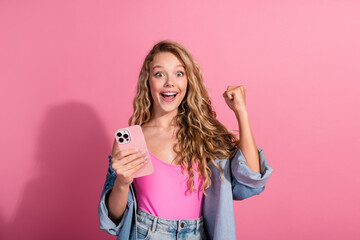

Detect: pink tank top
[133,149,204,220]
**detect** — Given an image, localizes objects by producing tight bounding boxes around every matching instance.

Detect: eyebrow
[152,64,184,70]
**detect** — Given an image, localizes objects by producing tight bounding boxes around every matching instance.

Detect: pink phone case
[114,125,153,178]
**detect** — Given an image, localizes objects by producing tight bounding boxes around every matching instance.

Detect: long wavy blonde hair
[128,40,240,196]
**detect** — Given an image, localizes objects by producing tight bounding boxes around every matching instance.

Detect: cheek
[149,79,158,93]
[149,78,161,91]
[179,78,187,89]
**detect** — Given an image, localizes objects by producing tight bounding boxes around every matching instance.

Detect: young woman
[98,40,273,240]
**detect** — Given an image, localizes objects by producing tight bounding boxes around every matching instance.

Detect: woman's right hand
[111,139,148,186]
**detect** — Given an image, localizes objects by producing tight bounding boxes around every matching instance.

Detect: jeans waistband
[136,208,204,233]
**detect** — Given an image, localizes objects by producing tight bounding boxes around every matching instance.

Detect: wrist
[114,179,131,190]
[235,108,248,118]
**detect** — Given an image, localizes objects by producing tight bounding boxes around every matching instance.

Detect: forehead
[150,52,184,69]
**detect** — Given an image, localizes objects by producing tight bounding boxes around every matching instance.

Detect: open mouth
[160,92,178,102]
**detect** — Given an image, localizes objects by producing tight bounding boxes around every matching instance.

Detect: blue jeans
[136,208,208,240]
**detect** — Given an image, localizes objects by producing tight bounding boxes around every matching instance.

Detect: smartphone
[114,125,153,178]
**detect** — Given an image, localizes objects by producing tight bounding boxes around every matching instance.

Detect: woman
[98,40,273,240]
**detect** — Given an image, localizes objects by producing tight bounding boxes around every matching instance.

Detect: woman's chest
[142,129,180,165]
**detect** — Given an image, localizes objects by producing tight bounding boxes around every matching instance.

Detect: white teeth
[162,92,177,96]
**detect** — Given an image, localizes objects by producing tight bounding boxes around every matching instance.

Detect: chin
[159,106,180,114]
[154,103,181,115]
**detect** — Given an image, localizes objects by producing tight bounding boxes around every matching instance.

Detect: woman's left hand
[223,85,247,113]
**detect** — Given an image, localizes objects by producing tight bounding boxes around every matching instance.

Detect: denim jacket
[98,146,273,240]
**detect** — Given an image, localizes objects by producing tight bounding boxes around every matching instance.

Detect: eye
[176,71,184,77]
[154,72,164,78]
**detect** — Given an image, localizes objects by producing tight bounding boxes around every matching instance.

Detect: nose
[164,75,175,87]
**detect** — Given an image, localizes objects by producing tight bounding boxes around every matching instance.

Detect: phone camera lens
[123,134,128,138]
[117,132,122,137]
[119,138,124,143]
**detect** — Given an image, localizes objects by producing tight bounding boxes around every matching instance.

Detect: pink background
[1,0,359,239]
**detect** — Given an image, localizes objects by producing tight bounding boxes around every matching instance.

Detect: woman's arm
[223,85,260,173]
[105,139,130,224]
[106,179,130,224]
[106,138,146,224]
[235,109,260,173]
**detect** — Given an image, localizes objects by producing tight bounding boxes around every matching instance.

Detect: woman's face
[148,52,188,116]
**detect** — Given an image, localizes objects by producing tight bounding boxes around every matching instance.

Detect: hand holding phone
[111,148,149,186]
[112,125,153,179]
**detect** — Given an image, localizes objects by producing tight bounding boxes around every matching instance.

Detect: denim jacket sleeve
[98,156,132,235]
[230,146,273,200]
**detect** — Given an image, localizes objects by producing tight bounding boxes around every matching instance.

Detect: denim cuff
[231,146,273,189]
[98,188,129,235]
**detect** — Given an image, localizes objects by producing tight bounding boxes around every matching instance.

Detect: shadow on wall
[4,102,112,240]
[0,212,5,239]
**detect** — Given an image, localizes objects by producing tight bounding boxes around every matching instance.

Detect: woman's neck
[147,110,178,129]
